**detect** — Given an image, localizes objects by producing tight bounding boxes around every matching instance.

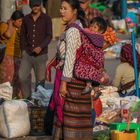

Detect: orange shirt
[0,22,21,57]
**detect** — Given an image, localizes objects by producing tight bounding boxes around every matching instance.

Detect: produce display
[104,27,117,49]
[93,129,111,140]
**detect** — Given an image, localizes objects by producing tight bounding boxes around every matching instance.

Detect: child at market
[82,17,109,95]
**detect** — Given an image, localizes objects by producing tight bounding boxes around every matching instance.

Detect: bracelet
[61,94,66,98]
[60,91,67,97]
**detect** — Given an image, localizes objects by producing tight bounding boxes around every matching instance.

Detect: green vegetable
[93,129,111,140]
[89,3,107,13]
[130,100,140,112]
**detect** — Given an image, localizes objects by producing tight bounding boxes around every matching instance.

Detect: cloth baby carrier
[66,23,104,83]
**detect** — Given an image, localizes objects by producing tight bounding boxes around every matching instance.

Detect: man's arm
[39,15,52,49]
[20,18,27,51]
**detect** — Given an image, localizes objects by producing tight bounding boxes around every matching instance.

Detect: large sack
[0,100,30,138]
[0,82,13,100]
[111,19,126,30]
[0,0,16,22]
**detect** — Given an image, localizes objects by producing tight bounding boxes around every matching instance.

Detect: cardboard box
[111,130,136,140]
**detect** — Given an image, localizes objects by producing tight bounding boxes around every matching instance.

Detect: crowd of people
[0,0,140,140]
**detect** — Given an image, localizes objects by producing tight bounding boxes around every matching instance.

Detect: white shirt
[61,27,81,81]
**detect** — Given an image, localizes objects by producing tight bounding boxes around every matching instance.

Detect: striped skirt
[53,79,93,140]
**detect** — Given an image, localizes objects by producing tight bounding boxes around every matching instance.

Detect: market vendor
[78,0,103,26]
[113,43,140,97]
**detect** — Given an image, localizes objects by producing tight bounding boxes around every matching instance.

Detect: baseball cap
[79,0,90,3]
[29,0,41,8]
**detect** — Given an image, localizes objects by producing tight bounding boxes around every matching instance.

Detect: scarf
[121,43,140,71]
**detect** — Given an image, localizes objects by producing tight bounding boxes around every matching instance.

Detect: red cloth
[92,98,102,117]
[49,69,64,124]
[121,43,140,71]
[45,56,57,82]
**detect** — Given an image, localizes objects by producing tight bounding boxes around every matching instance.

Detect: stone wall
[0,0,1,21]
[46,0,61,18]
[52,18,65,40]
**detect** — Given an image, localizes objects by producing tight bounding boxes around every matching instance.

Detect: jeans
[91,109,96,128]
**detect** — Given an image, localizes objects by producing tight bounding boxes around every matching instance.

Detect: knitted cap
[29,0,41,8]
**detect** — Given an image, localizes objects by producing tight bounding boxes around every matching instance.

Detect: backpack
[66,23,104,83]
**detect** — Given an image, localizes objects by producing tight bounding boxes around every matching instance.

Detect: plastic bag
[99,86,119,109]
[120,96,139,122]
[96,109,121,124]
[32,85,53,107]
[112,19,126,30]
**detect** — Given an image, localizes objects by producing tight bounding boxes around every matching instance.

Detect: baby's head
[89,17,107,34]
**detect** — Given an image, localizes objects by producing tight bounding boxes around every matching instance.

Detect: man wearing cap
[79,0,103,25]
[19,0,52,98]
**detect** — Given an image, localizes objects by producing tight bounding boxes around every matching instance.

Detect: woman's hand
[7,19,13,26]
[4,19,14,39]
[59,80,67,98]
[100,72,109,85]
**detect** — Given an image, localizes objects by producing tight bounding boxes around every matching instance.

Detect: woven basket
[28,106,47,136]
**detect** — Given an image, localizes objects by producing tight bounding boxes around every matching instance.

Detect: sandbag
[0,100,30,138]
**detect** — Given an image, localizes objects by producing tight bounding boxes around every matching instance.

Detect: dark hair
[112,0,121,18]
[120,43,140,71]
[11,10,24,21]
[90,17,107,33]
[62,0,87,27]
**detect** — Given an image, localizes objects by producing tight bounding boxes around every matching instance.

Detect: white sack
[0,0,16,22]
[112,19,126,30]
[0,100,30,138]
